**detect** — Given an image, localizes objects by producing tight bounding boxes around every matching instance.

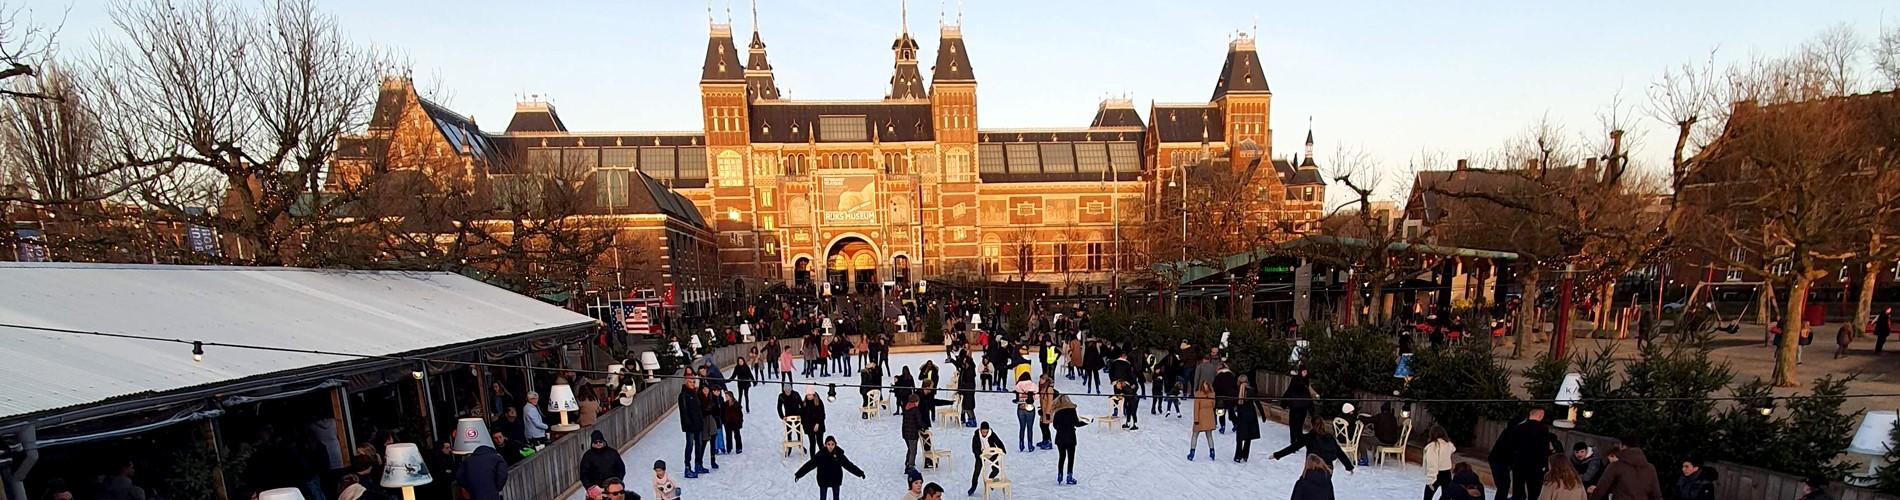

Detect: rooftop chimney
[1455,159,1468,171]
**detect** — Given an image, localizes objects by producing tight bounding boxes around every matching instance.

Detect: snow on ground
[572,352,1425,499]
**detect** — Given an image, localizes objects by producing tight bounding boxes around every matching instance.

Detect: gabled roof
[0,263,593,424]
[504,101,568,133]
[1209,37,1270,100]
[1272,158,1326,185]
[931,26,975,84]
[1149,104,1225,143]
[701,25,745,83]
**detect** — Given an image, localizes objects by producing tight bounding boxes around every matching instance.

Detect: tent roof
[1161,235,1519,285]
[0,263,594,423]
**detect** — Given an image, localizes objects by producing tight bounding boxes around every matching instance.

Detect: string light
[191,341,204,363]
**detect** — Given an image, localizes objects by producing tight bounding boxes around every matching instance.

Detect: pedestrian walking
[1423,425,1457,500]
[1877,308,1893,355]
[1188,383,1218,461]
[1050,392,1087,485]
[792,437,866,500]
[966,422,1007,496]
[579,430,626,491]
[1290,454,1336,500]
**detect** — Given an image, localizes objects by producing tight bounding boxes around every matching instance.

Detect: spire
[1209,31,1270,101]
[930,5,974,85]
[700,16,744,83]
[743,0,778,100]
[1300,117,1317,169]
[886,0,925,100]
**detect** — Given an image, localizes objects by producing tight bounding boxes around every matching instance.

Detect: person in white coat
[1421,424,1457,500]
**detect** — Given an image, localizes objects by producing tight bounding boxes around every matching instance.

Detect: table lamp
[606,364,625,388]
[451,418,495,455]
[1553,373,1584,429]
[618,384,637,406]
[256,488,305,500]
[641,351,662,383]
[381,443,433,500]
[740,322,755,342]
[547,384,582,433]
[1846,410,1896,486]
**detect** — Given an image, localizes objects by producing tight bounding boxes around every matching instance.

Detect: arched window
[716,150,744,187]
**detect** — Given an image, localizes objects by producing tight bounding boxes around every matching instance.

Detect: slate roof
[1149,104,1225,143]
[1090,101,1144,129]
[504,103,568,133]
[1209,38,1270,100]
[748,101,934,143]
[1271,158,1326,185]
[701,26,745,83]
[931,27,975,84]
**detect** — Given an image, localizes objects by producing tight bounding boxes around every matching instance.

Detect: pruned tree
[1299,145,1435,325]
[0,1,59,100]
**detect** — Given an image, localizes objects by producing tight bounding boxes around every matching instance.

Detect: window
[945,148,970,175]
[978,145,1006,174]
[818,115,868,142]
[1040,144,1077,173]
[763,215,775,230]
[678,147,708,179]
[1016,243,1034,273]
[527,148,561,171]
[639,148,676,179]
[1087,242,1106,271]
[1004,144,1040,174]
[603,148,637,168]
[1303,187,1315,201]
[1054,242,1071,273]
[716,150,744,186]
[1075,143,1109,173]
[761,187,774,207]
[1108,143,1141,173]
[564,148,599,171]
[982,238,1001,275]
[594,169,631,208]
[884,152,907,174]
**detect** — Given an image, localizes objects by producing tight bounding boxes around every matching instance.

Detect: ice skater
[1232,381,1263,462]
[1188,382,1217,461]
[792,437,866,500]
[1050,391,1088,485]
[1014,372,1039,452]
[677,377,708,478]
[1115,380,1141,431]
[967,422,1007,496]
[651,460,679,500]
[1270,415,1355,474]
[1290,454,1336,500]
[800,389,827,456]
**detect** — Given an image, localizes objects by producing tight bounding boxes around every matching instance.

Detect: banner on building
[13,227,47,262]
[184,207,220,256]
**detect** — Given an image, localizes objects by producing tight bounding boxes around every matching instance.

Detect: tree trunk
[1774,275,1811,387]
[1593,281,1615,334]
[1369,281,1387,325]
[1513,267,1542,359]
[1856,261,1880,338]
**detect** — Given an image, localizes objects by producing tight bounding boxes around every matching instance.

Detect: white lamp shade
[1342,403,1356,414]
[548,384,580,412]
[1220,331,1231,349]
[618,384,637,405]
[690,334,703,350]
[451,418,495,455]
[380,443,434,487]
[257,488,306,500]
[1555,373,1585,405]
[1291,340,1309,363]
[972,314,982,325]
[1848,410,1898,455]
[606,364,625,387]
[897,316,908,325]
[640,351,662,371]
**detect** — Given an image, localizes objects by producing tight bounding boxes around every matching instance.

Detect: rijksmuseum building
[342,13,1325,301]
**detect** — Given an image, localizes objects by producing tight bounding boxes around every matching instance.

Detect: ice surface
[570,352,1429,499]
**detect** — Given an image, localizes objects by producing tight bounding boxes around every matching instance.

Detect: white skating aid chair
[981,446,1012,500]
[782,416,806,457]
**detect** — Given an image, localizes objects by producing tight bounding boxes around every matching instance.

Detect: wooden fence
[499,343,751,500]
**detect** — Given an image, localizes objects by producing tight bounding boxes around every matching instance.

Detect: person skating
[1422,425,1456,500]
[1187,383,1217,461]
[956,352,979,427]
[801,389,828,456]
[1281,367,1316,443]
[1587,444,1662,500]
[1542,453,1586,500]
[922,482,946,500]
[792,437,866,500]
[579,430,626,491]
[1013,372,1038,452]
[734,355,756,412]
[917,386,955,429]
[777,344,795,384]
[966,422,1007,496]
[651,460,678,500]
[1115,378,1142,430]
[1081,340,1104,393]
[893,366,917,416]
[1151,350,1177,415]
[860,361,884,418]
[1673,458,1718,500]
[901,393,928,474]
[920,360,940,389]
[1212,363,1237,434]
[777,385,803,421]
[677,378,707,478]
[1231,381,1263,462]
[1036,375,1057,450]
[1050,392,1088,485]
[1270,416,1355,473]
[1445,462,1485,500]
[700,385,723,468]
[722,390,745,455]
[1289,454,1336,500]
[1040,340,1060,381]
[902,470,926,500]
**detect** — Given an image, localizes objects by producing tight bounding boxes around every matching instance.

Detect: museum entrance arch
[825,237,879,296]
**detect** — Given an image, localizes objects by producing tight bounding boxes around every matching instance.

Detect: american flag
[619,303,654,336]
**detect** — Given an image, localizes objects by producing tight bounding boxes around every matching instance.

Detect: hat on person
[907,469,923,485]
[590,430,606,445]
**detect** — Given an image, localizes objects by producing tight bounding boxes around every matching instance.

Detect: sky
[24,0,1897,203]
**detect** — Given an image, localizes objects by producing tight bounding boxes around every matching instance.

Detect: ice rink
[570,351,1430,499]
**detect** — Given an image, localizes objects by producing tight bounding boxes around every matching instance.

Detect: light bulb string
[1,321,1890,406]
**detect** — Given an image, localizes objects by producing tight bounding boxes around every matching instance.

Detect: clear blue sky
[29,0,1894,201]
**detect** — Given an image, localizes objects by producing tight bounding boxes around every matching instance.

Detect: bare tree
[0,1,60,100]
[1296,145,1431,325]
[86,0,386,266]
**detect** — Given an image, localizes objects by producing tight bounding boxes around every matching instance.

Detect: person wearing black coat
[1289,454,1336,500]
[678,380,708,477]
[578,430,626,490]
[700,385,724,467]
[859,361,884,416]
[454,445,508,500]
[801,391,828,455]
[1212,366,1238,433]
[1270,416,1355,472]
[956,353,978,426]
[734,357,756,412]
[1504,408,1564,500]
[1676,459,1719,500]
[793,437,866,500]
[892,368,917,416]
[917,387,954,429]
[1232,385,1263,462]
[1107,353,1134,387]
[1281,369,1316,443]
[722,390,745,454]
[777,385,804,421]
[902,394,929,472]
[1051,392,1088,485]
[967,422,1008,496]
[1081,342,1105,393]
[1151,352,1176,415]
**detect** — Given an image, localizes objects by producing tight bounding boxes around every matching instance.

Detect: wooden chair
[981,446,1012,500]
[921,429,953,470]
[782,416,806,457]
[860,390,885,420]
[1097,395,1123,429]
[1334,418,1365,464]
[1375,418,1414,466]
[936,393,963,428]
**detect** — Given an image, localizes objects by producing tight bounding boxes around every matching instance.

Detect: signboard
[13,227,47,262]
[184,207,220,256]
[820,174,879,225]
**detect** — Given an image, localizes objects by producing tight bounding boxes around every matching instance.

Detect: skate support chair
[937,393,963,428]
[782,416,806,457]
[861,390,885,420]
[1374,418,1413,466]
[1332,417,1365,464]
[1097,395,1123,429]
[921,429,953,470]
[981,446,1012,500]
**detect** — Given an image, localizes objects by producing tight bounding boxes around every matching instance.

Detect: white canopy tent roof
[0,263,596,426]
